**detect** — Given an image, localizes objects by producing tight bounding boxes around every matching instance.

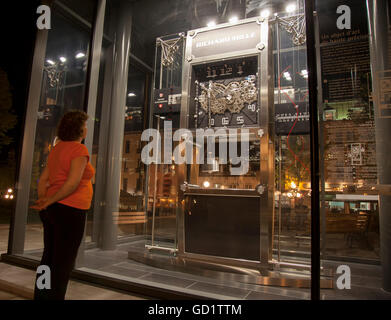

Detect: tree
[0,68,17,151]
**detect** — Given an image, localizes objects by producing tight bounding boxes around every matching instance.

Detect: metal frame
[304,0,321,300]
[8,24,49,255]
[177,17,274,271]
[76,0,106,266]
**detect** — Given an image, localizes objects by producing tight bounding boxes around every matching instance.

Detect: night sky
[0,2,39,164]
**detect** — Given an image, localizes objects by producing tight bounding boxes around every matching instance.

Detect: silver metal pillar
[75,0,106,268]
[100,1,133,250]
[367,0,391,292]
[8,27,48,254]
[92,43,114,245]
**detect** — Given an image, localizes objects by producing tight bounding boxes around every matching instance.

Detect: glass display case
[139,16,277,275]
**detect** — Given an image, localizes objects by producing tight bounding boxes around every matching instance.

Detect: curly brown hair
[56,110,89,141]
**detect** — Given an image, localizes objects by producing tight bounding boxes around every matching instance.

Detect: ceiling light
[8,188,13,193]
[46,59,55,65]
[261,9,270,18]
[128,93,136,97]
[76,52,85,59]
[59,56,67,63]
[207,21,216,27]
[286,3,296,13]
[229,16,238,23]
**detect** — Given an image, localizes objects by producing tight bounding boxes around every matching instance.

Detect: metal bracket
[188,30,198,39]
[256,43,266,51]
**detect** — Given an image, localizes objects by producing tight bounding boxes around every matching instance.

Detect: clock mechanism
[189,55,259,129]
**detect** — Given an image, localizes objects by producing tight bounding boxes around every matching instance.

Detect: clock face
[189,56,260,129]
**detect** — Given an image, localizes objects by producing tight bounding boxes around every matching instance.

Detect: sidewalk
[0,262,149,300]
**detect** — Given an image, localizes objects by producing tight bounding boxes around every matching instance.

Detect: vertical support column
[100,2,133,250]
[259,19,274,270]
[314,13,327,261]
[75,0,106,267]
[8,25,49,255]
[92,43,114,245]
[305,0,321,300]
[367,0,391,292]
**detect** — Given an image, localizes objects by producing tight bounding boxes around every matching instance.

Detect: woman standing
[31,110,95,300]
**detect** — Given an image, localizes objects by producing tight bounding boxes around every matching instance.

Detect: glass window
[77,0,314,300]
[11,0,391,300]
[22,0,95,254]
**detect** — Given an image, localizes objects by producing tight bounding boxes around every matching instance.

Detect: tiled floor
[0,289,26,300]
[13,237,391,300]
[0,262,148,300]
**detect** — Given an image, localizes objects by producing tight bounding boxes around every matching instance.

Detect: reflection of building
[121,132,143,196]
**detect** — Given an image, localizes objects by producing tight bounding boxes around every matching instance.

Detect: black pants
[34,202,86,300]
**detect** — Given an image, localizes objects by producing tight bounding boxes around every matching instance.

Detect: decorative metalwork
[158,34,184,67]
[44,64,65,88]
[198,78,257,114]
[277,14,306,46]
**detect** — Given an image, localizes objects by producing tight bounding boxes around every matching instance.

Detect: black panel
[275,102,310,136]
[184,195,260,261]
[189,55,259,129]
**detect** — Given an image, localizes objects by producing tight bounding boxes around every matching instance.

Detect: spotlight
[283,72,292,81]
[8,188,13,193]
[290,181,297,189]
[229,16,238,23]
[261,9,270,18]
[128,93,136,97]
[207,21,216,27]
[203,181,210,188]
[59,56,67,63]
[76,52,85,59]
[46,59,55,65]
[286,3,296,13]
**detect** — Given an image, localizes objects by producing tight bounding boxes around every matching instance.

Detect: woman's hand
[30,197,53,211]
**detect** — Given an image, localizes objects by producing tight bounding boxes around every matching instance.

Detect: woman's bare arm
[31,156,88,210]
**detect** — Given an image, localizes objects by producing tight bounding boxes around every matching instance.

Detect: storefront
[3,0,391,300]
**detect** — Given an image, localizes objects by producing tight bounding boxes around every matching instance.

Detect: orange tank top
[46,141,95,210]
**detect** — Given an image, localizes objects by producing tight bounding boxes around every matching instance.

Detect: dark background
[0,2,39,168]
[0,2,39,220]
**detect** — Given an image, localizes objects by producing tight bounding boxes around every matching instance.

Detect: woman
[31,110,95,300]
